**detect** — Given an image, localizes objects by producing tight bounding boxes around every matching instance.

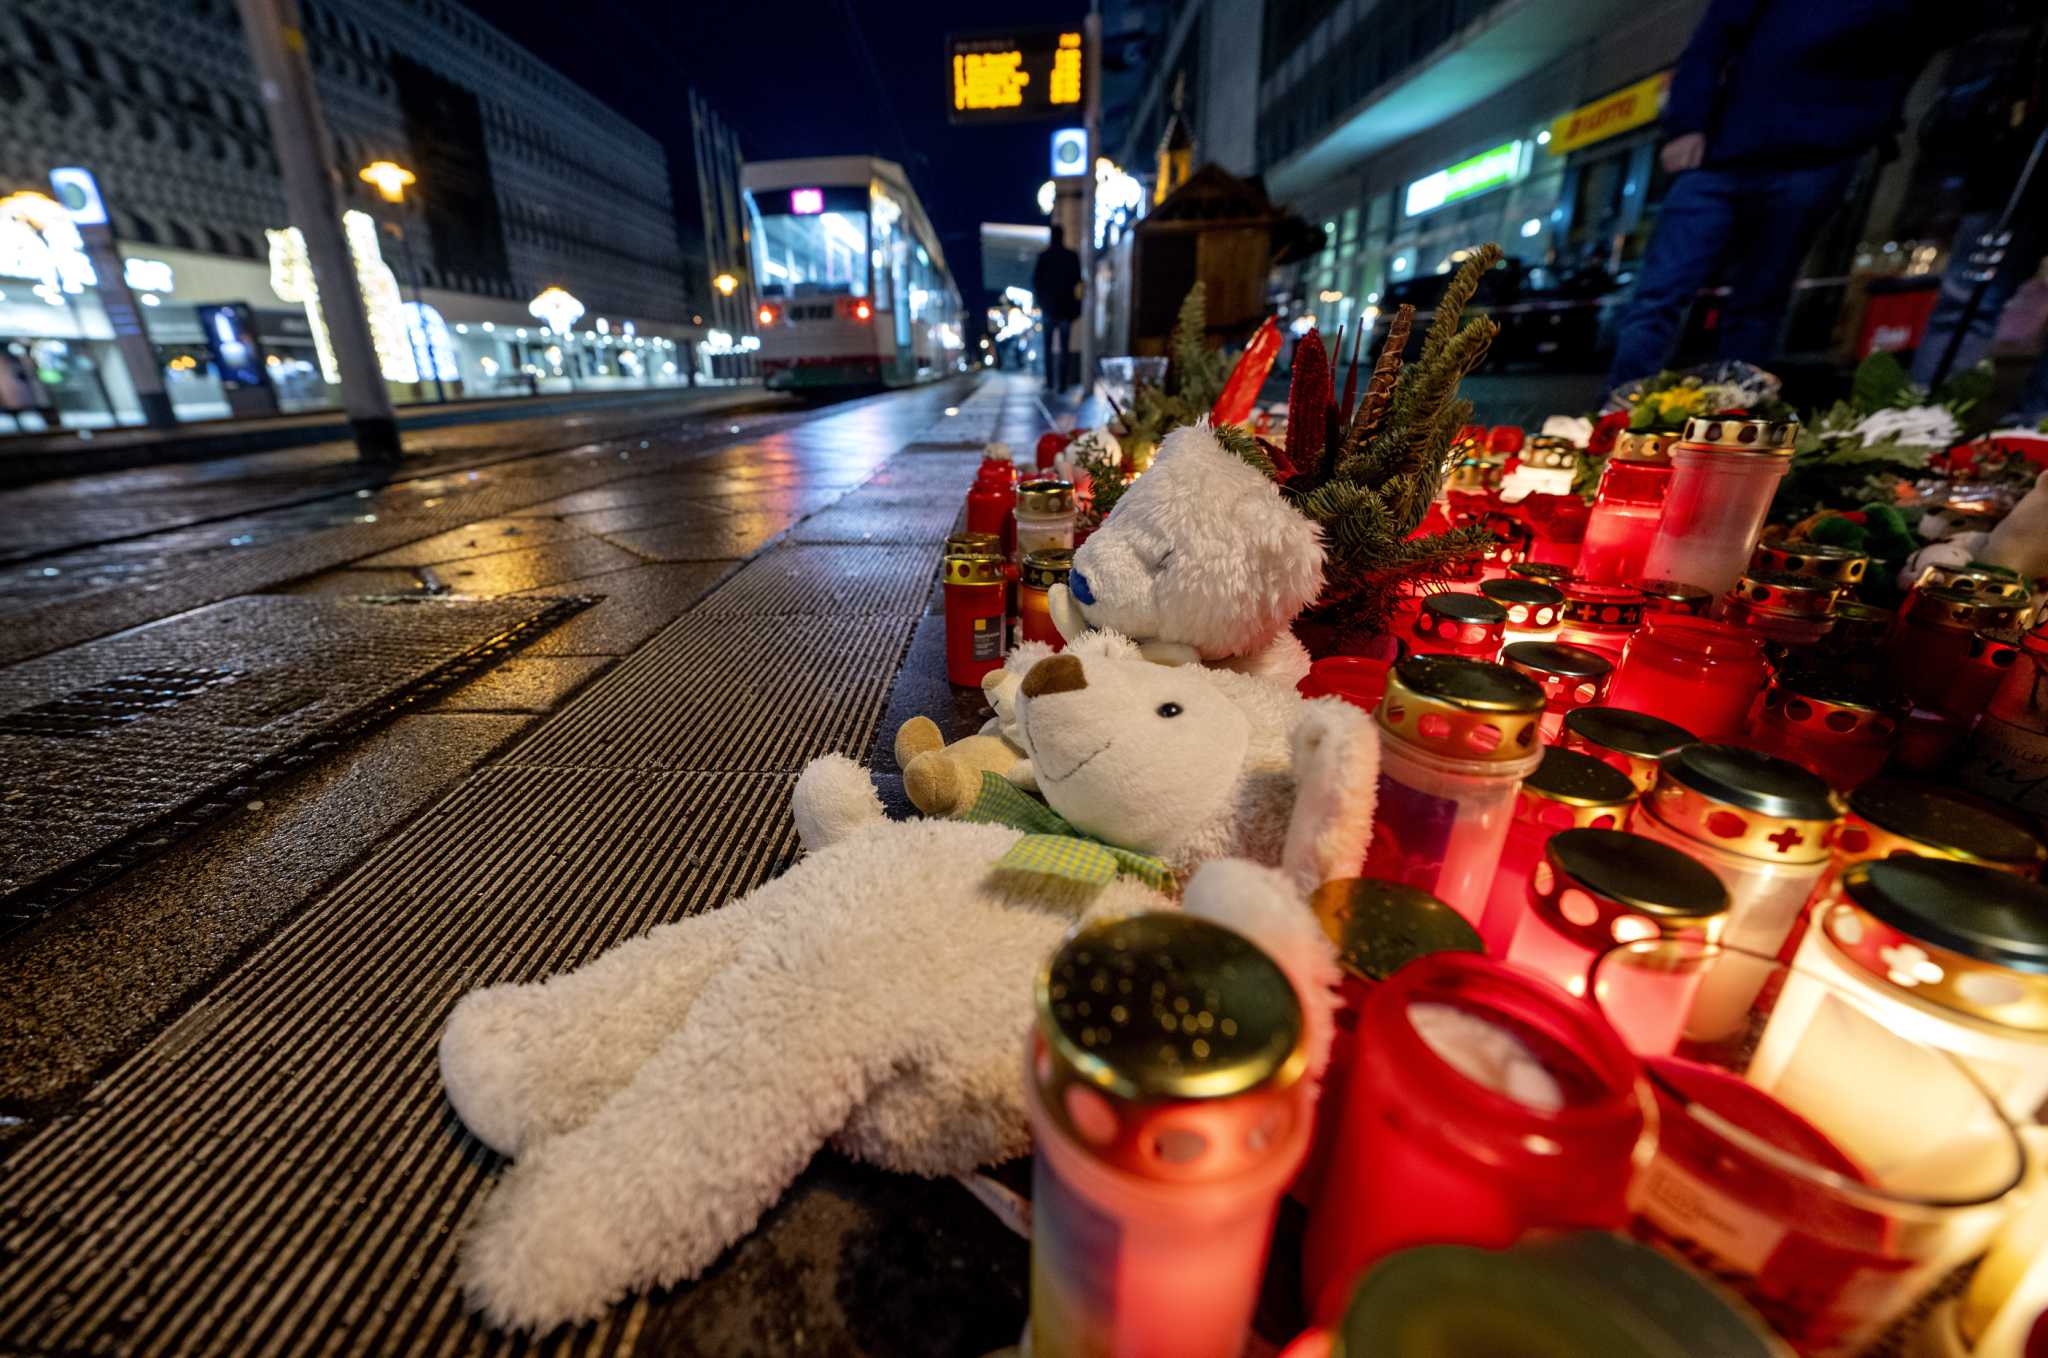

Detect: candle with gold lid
[1761,856,2048,1123]
[1640,577,1713,618]
[1555,580,1647,665]
[1640,415,1801,600]
[1018,547,1074,649]
[945,529,1002,557]
[1724,570,1840,647]
[1832,779,2045,875]
[1605,617,1770,741]
[1561,705,1697,794]
[1579,430,1678,585]
[1914,559,2031,600]
[1505,827,1728,997]
[1481,577,1564,642]
[1479,748,1639,954]
[1501,640,1612,742]
[1752,537,1869,588]
[1408,592,1508,661]
[1507,560,1572,589]
[1364,656,1546,926]
[1026,911,1311,1358]
[1890,585,2027,711]
[1297,879,1483,1200]
[1632,743,1842,957]
[1753,667,1900,791]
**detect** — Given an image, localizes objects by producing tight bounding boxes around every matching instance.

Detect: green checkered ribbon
[958,771,1176,894]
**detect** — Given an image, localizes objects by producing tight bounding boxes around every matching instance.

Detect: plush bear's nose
[1022,654,1087,698]
[1067,566,1095,605]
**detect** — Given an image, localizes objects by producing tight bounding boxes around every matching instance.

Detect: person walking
[1032,224,1083,392]
[1909,22,2048,423]
[1607,0,1941,390]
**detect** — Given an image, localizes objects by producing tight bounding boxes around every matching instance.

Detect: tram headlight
[853,299,872,323]
[757,303,779,327]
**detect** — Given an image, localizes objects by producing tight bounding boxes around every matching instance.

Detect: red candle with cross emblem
[1629,744,1843,959]
[1407,593,1508,662]
[1554,581,1646,667]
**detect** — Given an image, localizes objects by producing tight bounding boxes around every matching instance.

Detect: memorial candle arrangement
[1561,704,1698,796]
[1592,940,2028,1358]
[1638,416,1800,600]
[1478,746,1636,954]
[1750,537,1870,590]
[1300,952,1647,1324]
[1638,577,1713,619]
[1630,743,1842,958]
[1026,913,1312,1358]
[1502,827,1727,997]
[1362,655,1546,926]
[1604,617,1770,742]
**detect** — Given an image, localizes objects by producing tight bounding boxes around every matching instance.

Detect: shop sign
[1404,141,1526,217]
[123,257,173,294]
[1547,72,1672,156]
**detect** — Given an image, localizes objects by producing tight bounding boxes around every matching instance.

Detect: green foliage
[1111,283,1231,458]
[1850,350,1913,413]
[1287,245,1505,641]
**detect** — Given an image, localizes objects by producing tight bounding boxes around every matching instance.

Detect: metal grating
[788,497,962,546]
[0,768,799,1357]
[503,611,916,772]
[693,544,936,619]
[0,594,588,927]
[0,666,243,736]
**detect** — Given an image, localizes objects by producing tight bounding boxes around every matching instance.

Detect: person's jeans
[1043,318,1069,389]
[1607,160,1858,390]
[1910,211,2046,396]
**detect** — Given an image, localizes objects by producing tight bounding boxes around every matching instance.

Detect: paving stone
[353,517,589,568]
[789,499,962,545]
[555,501,737,536]
[604,510,796,562]
[513,561,742,657]
[429,655,612,714]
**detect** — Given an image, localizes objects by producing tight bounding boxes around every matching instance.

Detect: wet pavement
[0,371,1082,1357]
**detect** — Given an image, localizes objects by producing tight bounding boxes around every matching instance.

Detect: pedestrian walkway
[0,373,1058,1357]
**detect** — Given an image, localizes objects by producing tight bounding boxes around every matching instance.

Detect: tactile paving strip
[503,612,916,771]
[693,544,936,618]
[0,767,798,1358]
[0,594,586,925]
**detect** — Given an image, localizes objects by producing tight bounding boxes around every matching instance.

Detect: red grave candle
[942,552,1008,686]
[1561,705,1699,796]
[1481,577,1565,643]
[1605,617,1769,742]
[1724,571,1840,648]
[1501,640,1613,743]
[1478,747,1636,955]
[1502,827,1726,997]
[966,449,1019,557]
[1300,952,1646,1325]
[1753,668,1899,792]
[1577,431,1676,586]
[1555,581,1647,667]
[1640,577,1713,618]
[1407,592,1508,661]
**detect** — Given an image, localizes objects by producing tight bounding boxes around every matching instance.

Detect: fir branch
[1420,244,1501,370]
[1211,420,1278,478]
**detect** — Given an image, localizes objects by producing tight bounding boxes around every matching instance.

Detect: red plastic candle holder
[1300,952,1647,1325]
[1561,705,1700,796]
[1408,593,1508,661]
[1577,458,1673,586]
[1555,582,1646,666]
[942,552,1008,686]
[1501,640,1613,743]
[1753,669,1900,792]
[1605,617,1769,743]
[1478,746,1636,955]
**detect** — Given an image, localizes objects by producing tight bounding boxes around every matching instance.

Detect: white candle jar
[1631,743,1842,959]
[1015,479,1077,555]
[1363,655,1546,929]
[1758,857,2048,1124]
[1639,416,1800,603]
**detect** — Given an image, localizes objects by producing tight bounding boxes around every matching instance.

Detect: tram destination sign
[947,26,1085,125]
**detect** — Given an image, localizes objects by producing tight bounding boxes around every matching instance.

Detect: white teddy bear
[438,643,1376,1331]
[1049,422,1328,684]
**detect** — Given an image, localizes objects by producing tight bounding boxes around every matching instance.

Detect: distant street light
[357,160,417,205]
[358,160,441,402]
[0,190,119,423]
[712,272,738,297]
[528,287,585,390]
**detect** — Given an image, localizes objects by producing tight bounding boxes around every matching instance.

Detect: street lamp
[357,160,416,205]
[355,159,443,403]
[712,272,738,297]
[528,286,585,391]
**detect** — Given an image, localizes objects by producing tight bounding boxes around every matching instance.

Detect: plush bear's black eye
[1156,702,1183,718]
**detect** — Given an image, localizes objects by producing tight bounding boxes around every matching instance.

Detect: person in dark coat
[1607,0,1941,389]
[1031,224,1083,391]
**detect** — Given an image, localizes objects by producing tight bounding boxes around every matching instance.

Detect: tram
[743,156,967,389]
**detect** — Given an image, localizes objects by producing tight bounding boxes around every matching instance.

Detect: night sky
[463,0,1088,308]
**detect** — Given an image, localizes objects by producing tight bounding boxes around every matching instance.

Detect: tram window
[748,187,869,300]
